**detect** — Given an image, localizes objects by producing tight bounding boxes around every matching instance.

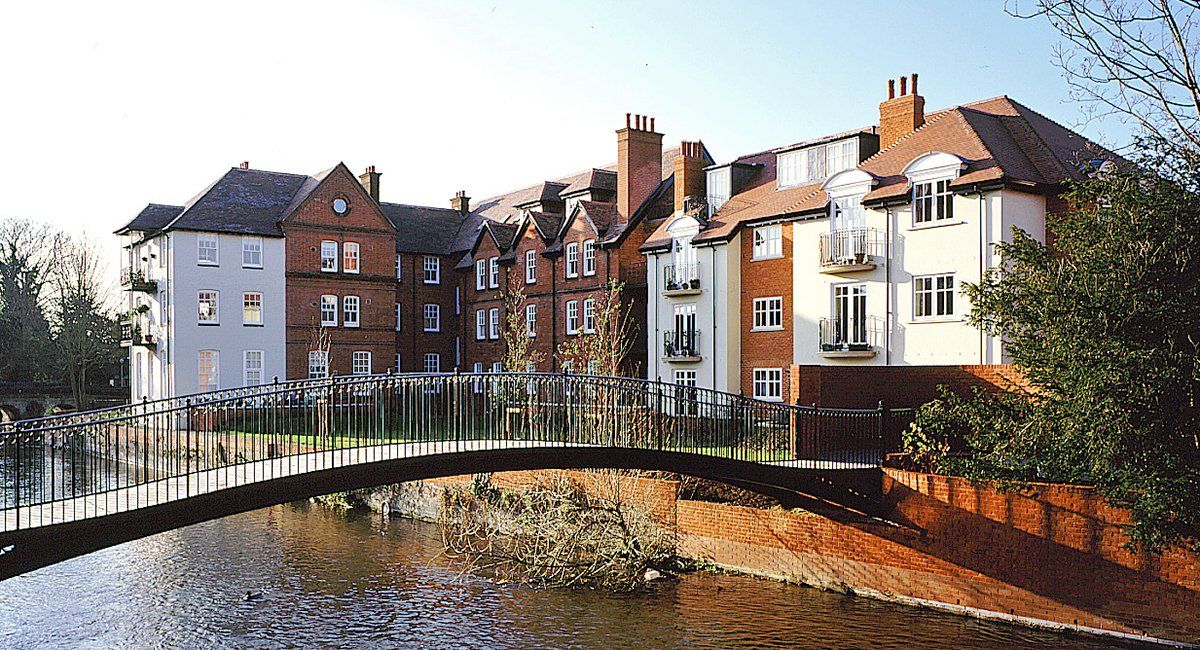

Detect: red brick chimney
[617,113,663,223]
[239,161,250,169]
[878,73,925,150]
[450,190,471,214]
[358,165,381,202]
[674,140,706,213]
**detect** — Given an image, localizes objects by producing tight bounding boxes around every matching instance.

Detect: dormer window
[777,138,860,188]
[706,167,730,214]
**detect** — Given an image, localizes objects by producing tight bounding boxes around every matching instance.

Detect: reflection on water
[0,503,1151,649]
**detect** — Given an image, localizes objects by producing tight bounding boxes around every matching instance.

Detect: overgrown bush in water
[439,471,675,591]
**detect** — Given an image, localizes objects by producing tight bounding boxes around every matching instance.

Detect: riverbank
[346,470,1198,647]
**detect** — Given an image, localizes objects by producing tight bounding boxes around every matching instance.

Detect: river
[0,500,1153,649]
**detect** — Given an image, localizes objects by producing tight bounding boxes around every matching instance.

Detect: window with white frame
[396,354,402,372]
[343,295,360,327]
[488,256,499,288]
[242,292,262,326]
[343,242,360,274]
[473,361,485,393]
[914,273,955,319]
[826,139,857,177]
[242,236,262,268]
[913,179,954,225]
[752,224,782,259]
[198,290,219,324]
[525,303,537,336]
[475,259,486,290]
[320,294,338,326]
[752,296,783,330]
[489,308,500,339]
[832,283,868,345]
[476,309,486,340]
[198,350,219,391]
[777,139,858,188]
[423,303,440,332]
[561,360,574,374]
[674,369,697,386]
[753,368,783,402]
[396,254,402,280]
[706,167,731,214]
[308,350,328,379]
[321,241,338,272]
[565,243,579,278]
[395,303,402,331]
[582,298,595,333]
[243,350,263,386]
[423,256,440,284]
[582,240,596,276]
[423,352,440,373]
[352,351,371,375]
[525,249,537,283]
[566,300,579,334]
[492,361,502,373]
[197,234,218,266]
[587,360,600,375]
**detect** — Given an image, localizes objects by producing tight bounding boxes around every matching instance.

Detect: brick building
[117,115,704,398]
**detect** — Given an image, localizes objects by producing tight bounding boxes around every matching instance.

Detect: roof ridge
[381,200,460,212]
[991,96,1111,176]
[855,107,967,169]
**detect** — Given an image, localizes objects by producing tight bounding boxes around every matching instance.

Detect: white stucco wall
[158,231,286,396]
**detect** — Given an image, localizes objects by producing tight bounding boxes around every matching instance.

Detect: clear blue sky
[0,0,1128,237]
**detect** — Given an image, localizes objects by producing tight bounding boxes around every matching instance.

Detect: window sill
[345,270,360,275]
[321,269,337,274]
[198,322,219,326]
[751,254,783,262]
[242,264,263,270]
[320,322,337,327]
[751,326,784,333]
[424,280,440,285]
[197,261,218,267]
[583,271,595,277]
[423,328,439,333]
[566,274,579,280]
[243,323,264,327]
[754,395,784,403]
[910,219,964,231]
[345,324,360,328]
[909,317,963,324]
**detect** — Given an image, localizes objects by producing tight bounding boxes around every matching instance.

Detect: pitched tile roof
[647,95,1116,250]
[164,167,314,236]
[115,203,183,234]
[381,203,466,254]
[561,168,617,196]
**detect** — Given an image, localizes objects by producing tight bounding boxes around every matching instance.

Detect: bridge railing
[0,372,911,532]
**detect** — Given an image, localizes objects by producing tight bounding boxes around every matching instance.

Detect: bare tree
[1008,1,1200,164]
[555,279,636,376]
[0,219,54,382]
[501,273,543,372]
[47,233,119,409]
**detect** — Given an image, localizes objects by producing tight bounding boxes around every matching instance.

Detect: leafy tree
[501,274,544,373]
[908,169,1200,552]
[556,279,636,376]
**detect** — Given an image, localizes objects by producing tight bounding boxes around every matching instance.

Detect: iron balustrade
[0,372,911,534]
[818,228,884,268]
[663,330,701,358]
[818,316,886,352]
[119,267,157,292]
[663,262,701,291]
[119,320,156,348]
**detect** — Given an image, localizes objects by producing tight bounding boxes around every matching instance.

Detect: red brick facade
[740,222,794,401]
[395,251,457,372]
[283,164,396,379]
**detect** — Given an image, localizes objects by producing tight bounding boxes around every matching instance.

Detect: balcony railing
[818,228,884,272]
[120,268,158,292]
[663,329,701,360]
[818,316,884,356]
[120,319,157,349]
[663,262,701,294]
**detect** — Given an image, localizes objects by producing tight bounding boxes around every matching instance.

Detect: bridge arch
[0,372,903,580]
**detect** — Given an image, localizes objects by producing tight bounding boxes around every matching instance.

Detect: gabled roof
[527,211,564,242]
[382,203,466,254]
[561,168,617,196]
[115,203,183,234]
[648,95,1117,250]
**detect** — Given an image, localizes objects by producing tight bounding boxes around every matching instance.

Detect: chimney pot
[650,116,655,132]
[450,190,471,214]
[239,161,249,169]
[911,73,918,95]
[899,75,907,96]
[626,112,631,128]
[888,79,895,100]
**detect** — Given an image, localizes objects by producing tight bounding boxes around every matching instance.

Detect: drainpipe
[650,253,659,383]
[711,246,718,390]
[977,188,986,364]
[884,207,892,366]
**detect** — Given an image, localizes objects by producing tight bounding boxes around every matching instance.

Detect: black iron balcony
[120,320,157,349]
[120,268,158,293]
[818,316,883,357]
[663,329,701,361]
[818,228,884,273]
[663,262,701,295]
